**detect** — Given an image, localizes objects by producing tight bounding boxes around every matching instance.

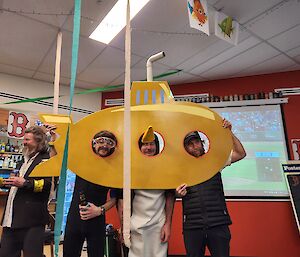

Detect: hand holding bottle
[79,203,104,220]
[3,176,25,188]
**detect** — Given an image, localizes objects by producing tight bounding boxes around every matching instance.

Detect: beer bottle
[79,191,88,206]
[5,140,10,152]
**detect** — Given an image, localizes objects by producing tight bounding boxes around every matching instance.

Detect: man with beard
[176,119,246,257]
[183,131,206,158]
[91,130,117,157]
[0,125,56,257]
[118,131,175,257]
[63,130,119,257]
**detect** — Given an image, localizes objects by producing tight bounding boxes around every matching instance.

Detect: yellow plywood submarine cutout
[30,81,232,189]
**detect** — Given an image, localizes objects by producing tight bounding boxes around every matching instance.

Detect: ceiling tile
[211,0,282,24]
[33,72,98,91]
[3,0,74,28]
[176,28,252,72]
[0,12,57,69]
[0,0,299,89]
[38,31,107,77]
[158,29,219,67]
[131,62,176,81]
[63,0,119,37]
[190,36,261,75]
[33,72,75,88]
[0,63,35,78]
[235,54,296,77]
[244,0,300,40]
[78,47,142,85]
[201,43,280,78]
[279,64,300,72]
[286,46,300,59]
[110,0,189,55]
[268,24,300,52]
[74,80,100,90]
[33,72,54,84]
[168,73,205,86]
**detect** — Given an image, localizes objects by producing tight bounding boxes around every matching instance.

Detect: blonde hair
[25,126,48,153]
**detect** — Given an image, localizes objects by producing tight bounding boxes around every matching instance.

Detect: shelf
[201,97,288,108]
[0,152,22,155]
[0,168,15,170]
[0,191,8,195]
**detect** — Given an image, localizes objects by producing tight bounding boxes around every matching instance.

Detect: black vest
[1,151,52,228]
[182,172,232,230]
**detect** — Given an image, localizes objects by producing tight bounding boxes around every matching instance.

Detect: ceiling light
[89,0,151,44]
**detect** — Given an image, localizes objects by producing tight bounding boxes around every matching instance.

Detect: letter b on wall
[7,111,30,138]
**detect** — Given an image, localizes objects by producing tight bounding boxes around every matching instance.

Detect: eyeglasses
[92,137,116,148]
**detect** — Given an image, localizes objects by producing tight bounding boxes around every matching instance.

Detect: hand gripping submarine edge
[30,81,232,189]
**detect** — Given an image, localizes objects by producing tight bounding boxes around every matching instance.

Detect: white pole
[146,51,165,82]
[123,0,131,248]
[53,31,62,114]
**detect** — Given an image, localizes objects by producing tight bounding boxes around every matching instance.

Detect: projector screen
[213,104,289,198]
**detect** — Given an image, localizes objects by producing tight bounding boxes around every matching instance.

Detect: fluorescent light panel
[89,0,150,44]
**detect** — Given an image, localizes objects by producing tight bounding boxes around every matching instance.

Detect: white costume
[129,189,167,257]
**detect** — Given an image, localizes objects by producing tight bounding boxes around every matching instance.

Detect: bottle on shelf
[258,92,265,99]
[273,92,282,98]
[9,144,15,153]
[268,92,273,99]
[8,158,14,169]
[244,94,250,100]
[14,144,19,153]
[3,156,9,169]
[0,156,4,168]
[5,140,11,152]
[0,141,5,153]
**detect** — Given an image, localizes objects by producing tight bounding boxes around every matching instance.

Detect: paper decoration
[187,0,209,35]
[7,111,30,139]
[215,11,239,45]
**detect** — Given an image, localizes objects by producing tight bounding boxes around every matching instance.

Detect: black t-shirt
[66,176,109,229]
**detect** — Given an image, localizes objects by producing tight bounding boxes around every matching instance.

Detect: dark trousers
[0,226,45,257]
[63,224,105,257]
[183,225,231,257]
